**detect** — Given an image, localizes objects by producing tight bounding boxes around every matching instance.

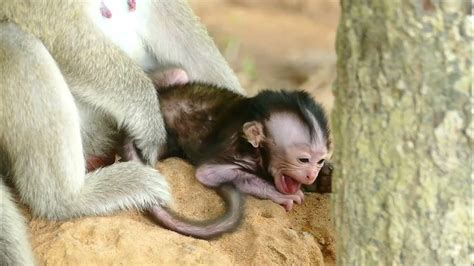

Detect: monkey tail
[149,183,244,239]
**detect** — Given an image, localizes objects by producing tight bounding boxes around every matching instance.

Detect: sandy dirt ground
[26,1,340,265]
[28,159,335,265]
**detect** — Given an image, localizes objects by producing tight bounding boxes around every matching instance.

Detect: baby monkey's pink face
[243,112,328,195]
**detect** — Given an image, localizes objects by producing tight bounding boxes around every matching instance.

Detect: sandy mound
[27,158,335,265]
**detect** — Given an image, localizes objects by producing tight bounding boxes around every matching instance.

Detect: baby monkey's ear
[243,121,265,148]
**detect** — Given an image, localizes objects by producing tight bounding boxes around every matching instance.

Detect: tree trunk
[332,1,472,265]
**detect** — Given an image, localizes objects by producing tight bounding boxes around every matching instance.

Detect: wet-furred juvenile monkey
[0,1,242,265]
[111,69,330,239]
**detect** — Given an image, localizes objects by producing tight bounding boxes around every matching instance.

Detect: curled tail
[150,183,244,239]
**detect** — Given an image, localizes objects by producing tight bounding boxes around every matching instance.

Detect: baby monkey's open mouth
[279,174,302,194]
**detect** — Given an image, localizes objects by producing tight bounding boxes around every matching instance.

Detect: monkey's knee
[75,162,172,216]
[195,166,220,187]
[28,162,171,220]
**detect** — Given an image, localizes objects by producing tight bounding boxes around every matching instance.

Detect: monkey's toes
[283,200,294,211]
[273,193,303,210]
[296,190,305,203]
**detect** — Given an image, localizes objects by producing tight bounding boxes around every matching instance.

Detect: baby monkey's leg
[196,164,303,211]
[233,177,304,211]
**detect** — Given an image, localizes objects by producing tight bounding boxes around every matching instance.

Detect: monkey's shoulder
[1,1,87,29]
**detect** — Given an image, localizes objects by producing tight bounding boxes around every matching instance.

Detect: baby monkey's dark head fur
[243,90,330,149]
[164,86,332,196]
[220,89,329,194]
[245,90,330,184]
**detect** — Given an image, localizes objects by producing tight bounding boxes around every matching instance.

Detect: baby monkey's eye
[317,159,325,165]
[298,158,310,163]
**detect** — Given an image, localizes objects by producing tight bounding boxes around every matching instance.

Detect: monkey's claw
[296,190,305,203]
[282,200,294,211]
[272,190,304,211]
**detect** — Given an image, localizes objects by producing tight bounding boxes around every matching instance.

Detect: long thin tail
[149,183,244,239]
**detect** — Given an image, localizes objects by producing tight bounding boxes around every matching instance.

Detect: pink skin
[263,113,327,196]
[86,155,116,172]
[234,177,304,211]
[271,150,325,196]
[196,164,304,211]
[195,164,241,187]
[150,69,189,88]
[100,0,112,18]
[128,0,137,11]
[100,0,137,19]
[232,114,328,210]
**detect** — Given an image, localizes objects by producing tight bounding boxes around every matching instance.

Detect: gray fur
[0,179,35,266]
[0,0,241,264]
[0,24,171,264]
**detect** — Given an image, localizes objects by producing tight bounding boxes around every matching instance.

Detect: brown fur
[150,81,331,238]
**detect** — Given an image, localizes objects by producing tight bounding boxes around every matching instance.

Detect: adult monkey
[0,0,242,265]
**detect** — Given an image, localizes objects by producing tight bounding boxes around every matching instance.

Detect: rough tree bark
[332,1,472,265]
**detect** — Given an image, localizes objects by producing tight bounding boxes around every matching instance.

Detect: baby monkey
[149,69,331,238]
[90,69,331,238]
